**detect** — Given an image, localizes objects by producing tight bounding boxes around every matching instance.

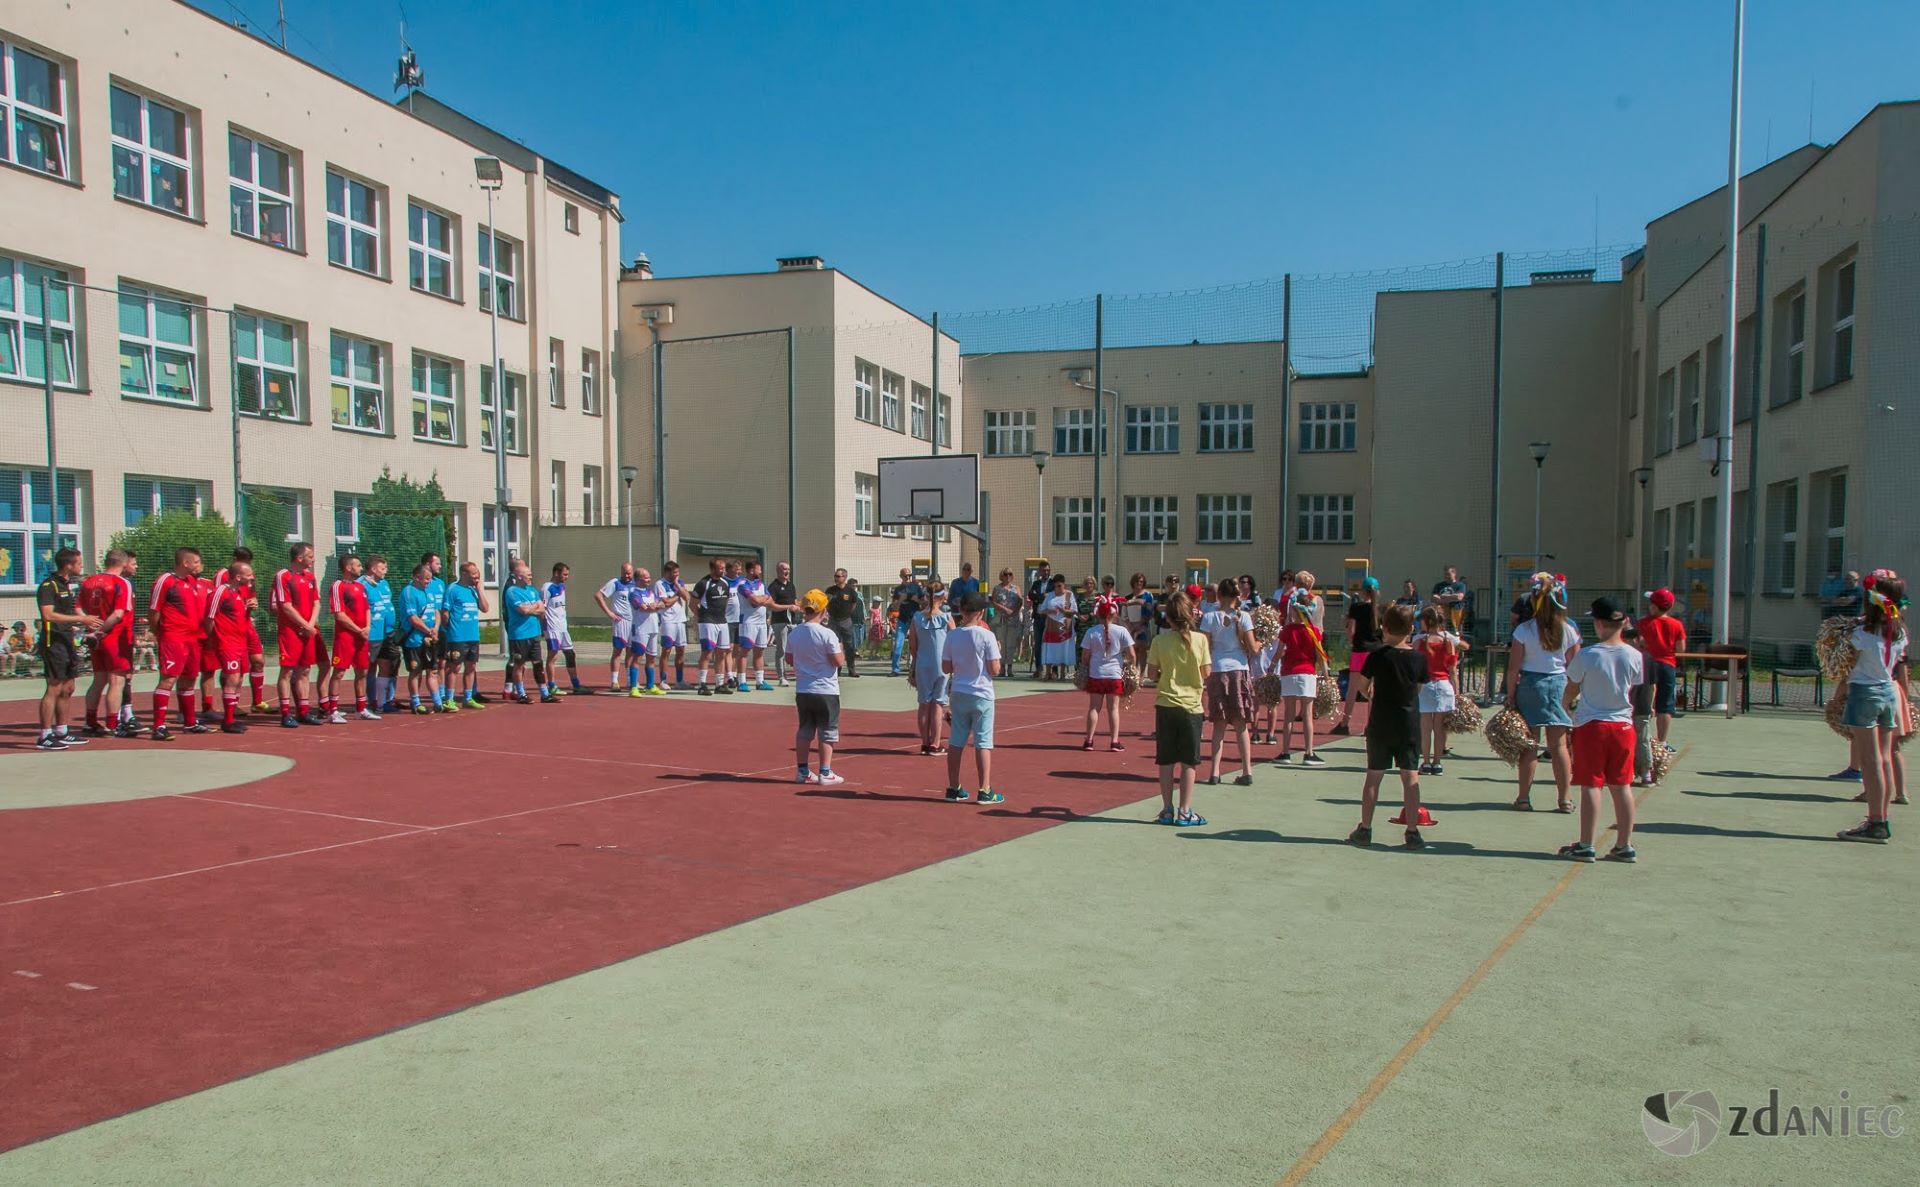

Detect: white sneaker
[328,710,350,724]
[357,709,383,721]
[817,771,845,786]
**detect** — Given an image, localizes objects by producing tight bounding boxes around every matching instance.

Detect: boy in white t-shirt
[941,591,1004,804]
[1558,597,1644,863]
[783,590,847,786]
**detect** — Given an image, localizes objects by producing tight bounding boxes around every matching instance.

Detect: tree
[361,468,452,603]
[108,510,238,613]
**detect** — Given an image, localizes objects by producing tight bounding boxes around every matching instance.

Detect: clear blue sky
[195,0,1919,313]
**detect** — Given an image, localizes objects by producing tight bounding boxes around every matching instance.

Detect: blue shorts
[1842,680,1900,730]
[950,692,995,749]
[1516,670,1572,729]
[916,669,950,705]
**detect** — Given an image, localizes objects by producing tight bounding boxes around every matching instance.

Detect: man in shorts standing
[784,590,846,785]
[149,547,211,741]
[400,563,443,714]
[595,562,638,693]
[734,560,776,692]
[271,542,328,728]
[204,559,259,734]
[80,548,136,738]
[503,559,555,703]
[361,555,401,713]
[441,561,487,709]
[34,547,101,750]
[542,562,589,696]
[322,554,375,722]
[690,559,734,696]
[723,559,746,691]
[658,561,690,689]
[627,566,670,696]
[941,591,1003,804]
[766,560,799,687]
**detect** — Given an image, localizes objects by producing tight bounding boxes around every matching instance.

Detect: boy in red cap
[1636,589,1686,748]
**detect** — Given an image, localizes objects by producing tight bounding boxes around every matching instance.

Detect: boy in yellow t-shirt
[1145,590,1214,827]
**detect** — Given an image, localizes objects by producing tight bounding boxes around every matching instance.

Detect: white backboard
[878,454,980,525]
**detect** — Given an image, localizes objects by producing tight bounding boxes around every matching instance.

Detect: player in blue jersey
[360,555,400,713]
[502,560,556,704]
[400,563,442,714]
[543,562,590,695]
[442,561,487,711]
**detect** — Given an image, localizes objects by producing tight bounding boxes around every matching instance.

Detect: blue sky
[195,0,1920,313]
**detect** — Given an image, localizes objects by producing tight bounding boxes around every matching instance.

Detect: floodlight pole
[1092,294,1104,580]
[930,311,940,580]
[477,157,508,659]
[787,326,797,577]
[1712,0,1745,647]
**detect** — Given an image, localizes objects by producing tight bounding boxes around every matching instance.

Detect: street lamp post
[1032,449,1050,560]
[1154,522,1167,576]
[475,156,506,656]
[620,464,640,564]
[1528,441,1551,565]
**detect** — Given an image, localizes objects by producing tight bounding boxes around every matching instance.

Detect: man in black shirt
[36,547,103,751]
[889,567,924,677]
[690,559,734,696]
[825,567,863,676]
[765,560,800,687]
[1025,561,1053,678]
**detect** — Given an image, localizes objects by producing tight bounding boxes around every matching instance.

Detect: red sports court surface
[0,686,1340,1152]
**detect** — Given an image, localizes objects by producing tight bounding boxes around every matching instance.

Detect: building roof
[397,92,622,214]
[624,265,954,342]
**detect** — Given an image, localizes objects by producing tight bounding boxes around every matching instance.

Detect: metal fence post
[1741,224,1768,643]
[40,277,59,564]
[1488,252,1505,634]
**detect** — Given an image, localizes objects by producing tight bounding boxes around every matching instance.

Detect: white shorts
[699,623,732,651]
[660,618,686,648]
[1281,673,1317,699]
[735,622,769,650]
[546,631,574,653]
[631,620,660,657]
[1418,679,1457,714]
[612,620,633,648]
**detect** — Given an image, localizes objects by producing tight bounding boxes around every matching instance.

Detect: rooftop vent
[777,255,824,271]
[1530,268,1596,286]
[623,252,653,279]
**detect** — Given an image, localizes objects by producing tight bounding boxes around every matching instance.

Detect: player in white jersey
[625,566,672,696]
[733,560,776,691]
[653,561,687,688]
[594,563,638,692]
[720,559,745,691]
[543,563,591,695]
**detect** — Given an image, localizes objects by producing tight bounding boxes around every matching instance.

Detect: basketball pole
[787,326,796,578]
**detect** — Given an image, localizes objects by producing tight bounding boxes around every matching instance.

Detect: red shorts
[92,632,133,674]
[331,632,369,673]
[246,621,264,659]
[1571,721,1635,788]
[278,629,329,670]
[158,636,202,680]
[1084,677,1125,696]
[199,636,220,672]
[215,642,250,675]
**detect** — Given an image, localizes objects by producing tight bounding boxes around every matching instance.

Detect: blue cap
[1361,576,1380,591]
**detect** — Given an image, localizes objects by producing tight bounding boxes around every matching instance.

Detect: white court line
[337,734,707,773]
[1,710,1087,909]
[12,969,40,978]
[67,982,96,991]
[170,794,427,830]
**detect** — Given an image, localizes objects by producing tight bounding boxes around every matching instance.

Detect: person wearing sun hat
[783,588,847,786]
[1635,587,1687,750]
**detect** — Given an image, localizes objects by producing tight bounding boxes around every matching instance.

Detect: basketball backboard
[878,454,979,525]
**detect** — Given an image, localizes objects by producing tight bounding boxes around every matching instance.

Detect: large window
[547,338,564,407]
[880,370,903,432]
[1764,480,1798,595]
[479,366,525,454]
[1811,469,1847,588]
[853,359,877,423]
[118,284,198,404]
[1675,501,1696,591]
[407,201,454,297]
[1628,349,1641,418]
[1655,369,1675,455]
[1197,494,1252,545]
[410,352,459,444]
[480,506,523,586]
[982,410,1034,457]
[110,85,191,216]
[1123,495,1178,545]
[334,494,364,550]
[478,229,520,318]
[1652,508,1670,593]
[0,255,75,386]
[1298,402,1356,453]
[1772,287,1805,407]
[1052,496,1107,546]
[581,465,601,527]
[1,41,69,179]
[234,311,300,420]
[1824,254,1856,386]
[1199,403,1255,453]
[580,348,601,415]
[1678,353,1701,447]
[229,131,295,249]
[328,332,385,434]
[1053,406,1108,456]
[124,475,207,525]
[1125,405,1179,455]
[0,467,81,591]
[853,472,875,534]
[906,382,928,440]
[937,392,952,448]
[244,485,308,543]
[1734,315,1756,423]
[548,462,564,525]
[326,170,381,275]
[1297,494,1354,544]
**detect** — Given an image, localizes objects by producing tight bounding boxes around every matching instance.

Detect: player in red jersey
[321,554,376,722]
[204,559,257,734]
[149,546,211,741]
[216,547,274,715]
[195,565,222,716]
[79,548,138,738]
[272,541,328,727]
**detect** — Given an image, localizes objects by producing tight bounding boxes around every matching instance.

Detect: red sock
[182,697,198,728]
[354,696,366,713]
[153,689,170,729]
[249,672,266,706]
[223,694,238,726]
[297,699,310,717]
[202,692,216,713]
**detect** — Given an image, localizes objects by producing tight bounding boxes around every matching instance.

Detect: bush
[108,511,238,611]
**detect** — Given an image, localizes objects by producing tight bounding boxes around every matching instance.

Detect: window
[936,392,952,448]
[410,352,459,444]
[547,339,564,407]
[548,461,564,525]
[910,383,930,440]
[406,201,454,297]
[1628,349,1640,418]
[124,475,206,525]
[110,85,191,216]
[878,370,902,431]
[0,467,81,590]
[1297,494,1355,544]
[580,349,601,415]
[1652,508,1670,593]
[563,202,579,234]
[478,228,520,318]
[853,360,877,423]
[1124,495,1178,544]
[1052,496,1107,546]
[1053,406,1108,456]
[982,410,1034,457]
[1678,353,1700,447]
[234,311,300,420]
[881,517,901,540]
[480,506,522,586]
[328,332,385,433]
[1199,403,1255,453]
[1,41,69,179]
[1675,501,1696,591]
[1772,287,1805,407]
[245,485,308,543]
[1703,337,1723,441]
[1826,255,1856,385]
[0,255,75,386]
[1811,469,1847,588]
[118,284,199,404]
[1764,480,1798,595]
[1654,369,1675,455]
[334,494,363,549]
[1197,494,1252,545]
[909,521,928,542]
[853,473,875,534]
[581,465,601,527]
[1125,405,1179,454]
[229,131,295,248]
[479,366,525,454]
[326,170,381,275]
[1730,491,1750,584]
[1298,403,1356,453]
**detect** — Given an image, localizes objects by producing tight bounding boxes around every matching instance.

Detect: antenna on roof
[277,1,287,50]
[395,11,425,108]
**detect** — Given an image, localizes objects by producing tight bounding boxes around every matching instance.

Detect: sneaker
[182,723,212,735]
[817,771,846,786]
[1827,767,1864,782]
[470,692,491,704]
[513,694,534,705]
[976,789,1005,805]
[412,704,431,716]
[112,723,141,740]
[328,711,349,725]
[1897,794,1913,806]
[34,735,68,751]
[220,722,248,735]
[540,691,560,704]
[83,724,111,739]
[1603,844,1638,863]
[628,687,648,698]
[571,687,596,696]
[1109,742,1127,753]
[716,684,736,695]
[1302,753,1327,767]
[465,698,487,711]
[1417,762,1434,775]
[1346,825,1373,847]
[1637,774,1656,787]
[57,733,89,746]
[1836,819,1892,844]
[1330,722,1350,735]
[433,703,452,714]
[1274,752,1293,765]
[281,715,299,729]
[1175,810,1208,826]
[1403,828,1427,850]
[1233,774,1255,787]
[755,682,775,692]
[1558,842,1598,863]
[647,685,669,697]
[1430,763,1445,776]
[357,709,383,721]
[151,726,174,742]
[945,787,971,803]
[697,685,713,697]
[301,712,327,727]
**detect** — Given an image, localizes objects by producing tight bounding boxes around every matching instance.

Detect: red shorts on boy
[332,631,369,673]
[1571,721,1635,787]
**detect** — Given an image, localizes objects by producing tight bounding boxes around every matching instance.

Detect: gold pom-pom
[1255,673,1285,707]
[1445,699,1483,735]
[1314,674,1341,719]
[1121,661,1141,707]
[1072,652,1089,693]
[1482,707,1535,766]
[1650,741,1676,784]
[1824,686,1851,741]
[1251,604,1282,646]
[1816,616,1860,682]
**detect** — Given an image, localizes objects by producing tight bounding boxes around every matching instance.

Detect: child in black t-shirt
[1348,603,1430,849]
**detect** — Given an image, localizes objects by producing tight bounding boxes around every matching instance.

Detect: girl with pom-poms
[1504,572,1581,812]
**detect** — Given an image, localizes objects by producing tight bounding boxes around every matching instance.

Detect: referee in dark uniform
[36,546,102,751]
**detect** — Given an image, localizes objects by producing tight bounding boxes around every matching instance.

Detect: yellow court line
[1276,749,1682,1187]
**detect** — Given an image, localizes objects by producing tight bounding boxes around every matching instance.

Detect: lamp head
[1631,465,1654,488]
[619,464,640,486]
[1031,449,1051,474]
[1528,440,1551,464]
[474,156,504,189]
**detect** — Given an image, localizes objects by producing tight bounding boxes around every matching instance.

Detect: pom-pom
[1444,699,1483,735]
[1824,687,1851,741]
[1121,661,1141,707]
[1650,741,1675,784]
[1898,693,1918,750]
[1255,673,1285,707]
[1072,653,1090,693]
[1816,616,1861,682]
[1251,603,1282,646]
[1482,708,1535,766]
[1313,675,1341,719]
